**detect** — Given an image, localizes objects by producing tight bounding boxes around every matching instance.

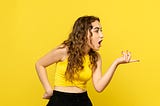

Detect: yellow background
[0,0,160,106]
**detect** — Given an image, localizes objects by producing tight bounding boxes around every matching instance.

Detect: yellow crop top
[54,55,92,90]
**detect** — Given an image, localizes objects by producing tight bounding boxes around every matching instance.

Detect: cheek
[87,37,94,48]
[91,36,98,44]
[90,37,98,48]
[87,33,99,49]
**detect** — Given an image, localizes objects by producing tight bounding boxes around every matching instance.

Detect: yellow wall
[0,0,160,106]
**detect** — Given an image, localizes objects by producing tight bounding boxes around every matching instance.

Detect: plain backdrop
[0,0,160,106]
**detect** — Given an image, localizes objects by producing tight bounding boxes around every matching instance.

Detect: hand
[115,50,139,65]
[43,90,53,99]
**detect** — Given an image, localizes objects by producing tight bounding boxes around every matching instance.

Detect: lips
[98,40,103,46]
[98,40,103,45]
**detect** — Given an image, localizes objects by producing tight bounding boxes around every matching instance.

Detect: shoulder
[96,52,102,62]
[56,44,68,53]
[35,44,68,67]
[95,52,102,69]
[55,44,68,61]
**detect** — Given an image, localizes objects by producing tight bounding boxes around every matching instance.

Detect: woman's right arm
[35,46,67,99]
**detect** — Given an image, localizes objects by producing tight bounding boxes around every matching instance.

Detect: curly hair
[62,16,100,81]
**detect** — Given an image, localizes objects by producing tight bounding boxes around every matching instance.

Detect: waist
[54,86,86,93]
[52,90,90,102]
[54,79,88,90]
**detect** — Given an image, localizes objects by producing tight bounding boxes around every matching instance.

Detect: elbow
[96,89,103,93]
[93,81,106,93]
[35,61,44,71]
[95,86,104,93]
[35,59,45,67]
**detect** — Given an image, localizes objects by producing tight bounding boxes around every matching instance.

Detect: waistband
[53,90,88,97]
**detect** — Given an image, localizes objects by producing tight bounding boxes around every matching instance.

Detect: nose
[99,31,103,39]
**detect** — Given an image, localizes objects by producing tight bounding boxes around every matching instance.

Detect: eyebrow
[92,26,102,30]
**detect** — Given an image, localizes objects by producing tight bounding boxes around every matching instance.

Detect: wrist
[46,88,53,94]
[113,59,120,66]
[45,85,53,93]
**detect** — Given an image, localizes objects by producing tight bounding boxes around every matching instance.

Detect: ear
[86,30,93,47]
[87,29,92,40]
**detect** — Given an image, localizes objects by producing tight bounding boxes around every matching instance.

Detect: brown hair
[62,16,100,81]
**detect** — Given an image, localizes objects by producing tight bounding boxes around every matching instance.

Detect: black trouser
[47,90,92,106]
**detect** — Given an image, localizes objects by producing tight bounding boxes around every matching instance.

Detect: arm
[35,45,67,99]
[92,51,139,92]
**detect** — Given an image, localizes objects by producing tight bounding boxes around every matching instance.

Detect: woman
[35,16,139,106]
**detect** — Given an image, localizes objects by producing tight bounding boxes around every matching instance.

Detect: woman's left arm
[92,51,139,92]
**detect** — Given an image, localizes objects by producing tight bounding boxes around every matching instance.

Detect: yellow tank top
[54,55,92,90]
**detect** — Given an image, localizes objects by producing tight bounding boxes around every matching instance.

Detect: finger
[43,93,49,99]
[124,51,128,61]
[126,50,128,54]
[127,52,131,62]
[129,59,140,63]
[121,51,125,60]
[121,51,124,56]
[43,95,50,99]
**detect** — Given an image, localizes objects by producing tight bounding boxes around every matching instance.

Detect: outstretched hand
[115,50,139,65]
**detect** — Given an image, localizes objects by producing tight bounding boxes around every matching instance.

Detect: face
[87,20,103,51]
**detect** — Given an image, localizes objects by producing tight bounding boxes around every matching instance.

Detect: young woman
[35,16,139,106]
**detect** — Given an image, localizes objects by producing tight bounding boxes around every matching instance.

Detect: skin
[35,20,139,99]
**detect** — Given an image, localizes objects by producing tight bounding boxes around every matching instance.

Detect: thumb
[129,59,140,63]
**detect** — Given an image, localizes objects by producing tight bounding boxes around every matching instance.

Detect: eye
[95,30,99,33]
[94,29,102,33]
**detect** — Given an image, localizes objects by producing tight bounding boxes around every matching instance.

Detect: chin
[92,47,100,51]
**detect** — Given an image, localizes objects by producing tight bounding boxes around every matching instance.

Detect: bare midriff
[54,86,86,93]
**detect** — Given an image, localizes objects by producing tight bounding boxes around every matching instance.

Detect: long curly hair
[62,16,100,81]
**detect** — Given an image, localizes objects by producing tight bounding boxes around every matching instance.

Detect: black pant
[47,90,92,106]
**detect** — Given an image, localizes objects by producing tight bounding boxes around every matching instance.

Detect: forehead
[91,20,102,28]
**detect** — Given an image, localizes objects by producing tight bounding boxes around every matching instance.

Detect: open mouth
[98,40,103,45]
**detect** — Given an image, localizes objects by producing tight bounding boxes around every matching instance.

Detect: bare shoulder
[92,52,102,72]
[55,44,68,61]
[55,44,67,53]
[52,44,68,61]
[96,52,102,62]
[36,44,68,67]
